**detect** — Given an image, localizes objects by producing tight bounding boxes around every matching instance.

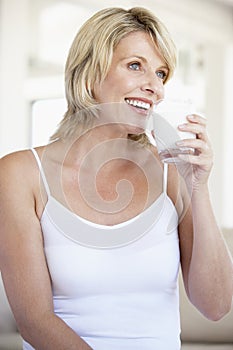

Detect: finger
[178,123,208,142]
[186,113,207,126]
[176,138,210,154]
[177,153,213,167]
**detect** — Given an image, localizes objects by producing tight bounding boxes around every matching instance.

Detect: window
[31,98,66,147]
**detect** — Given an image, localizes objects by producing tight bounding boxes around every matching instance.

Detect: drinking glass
[152,98,196,163]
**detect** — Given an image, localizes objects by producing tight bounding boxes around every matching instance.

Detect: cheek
[93,79,117,103]
[93,72,137,103]
[93,82,119,103]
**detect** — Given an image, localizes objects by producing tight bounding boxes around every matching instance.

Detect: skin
[0,31,232,349]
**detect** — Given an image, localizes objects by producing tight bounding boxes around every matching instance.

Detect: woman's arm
[0,151,92,349]
[177,114,233,321]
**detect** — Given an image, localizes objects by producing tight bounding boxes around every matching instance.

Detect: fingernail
[178,124,186,129]
[188,114,195,120]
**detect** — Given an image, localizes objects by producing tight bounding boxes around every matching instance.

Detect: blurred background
[0,0,232,229]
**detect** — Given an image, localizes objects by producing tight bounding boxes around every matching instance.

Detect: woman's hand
[176,114,213,190]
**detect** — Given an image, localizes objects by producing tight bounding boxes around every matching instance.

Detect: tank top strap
[31,148,51,197]
[163,162,168,194]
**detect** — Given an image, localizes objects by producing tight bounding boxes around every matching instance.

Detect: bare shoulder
[1,150,32,193]
[0,147,48,270]
[0,147,45,190]
[1,149,30,179]
[0,147,47,219]
[1,148,36,173]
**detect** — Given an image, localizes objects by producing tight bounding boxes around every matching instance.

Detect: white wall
[0,0,30,154]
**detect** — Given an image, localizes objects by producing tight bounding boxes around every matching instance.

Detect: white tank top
[23,148,181,350]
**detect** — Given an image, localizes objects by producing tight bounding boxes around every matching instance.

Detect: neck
[56,125,141,171]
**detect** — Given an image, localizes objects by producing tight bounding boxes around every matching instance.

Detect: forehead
[113,31,165,66]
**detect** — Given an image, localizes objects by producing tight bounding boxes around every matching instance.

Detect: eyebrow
[121,55,168,70]
[121,55,147,62]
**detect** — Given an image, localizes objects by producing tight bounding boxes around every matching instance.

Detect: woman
[0,7,232,350]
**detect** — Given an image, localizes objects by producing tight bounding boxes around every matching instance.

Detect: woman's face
[93,31,168,118]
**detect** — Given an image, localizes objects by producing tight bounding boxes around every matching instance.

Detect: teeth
[125,99,150,110]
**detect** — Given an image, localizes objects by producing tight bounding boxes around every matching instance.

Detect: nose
[141,70,164,101]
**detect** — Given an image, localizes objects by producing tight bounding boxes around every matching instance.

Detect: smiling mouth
[125,98,151,111]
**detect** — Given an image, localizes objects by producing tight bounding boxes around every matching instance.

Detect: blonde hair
[50,7,177,143]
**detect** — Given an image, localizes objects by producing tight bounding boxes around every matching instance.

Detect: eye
[156,70,167,81]
[129,62,141,71]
